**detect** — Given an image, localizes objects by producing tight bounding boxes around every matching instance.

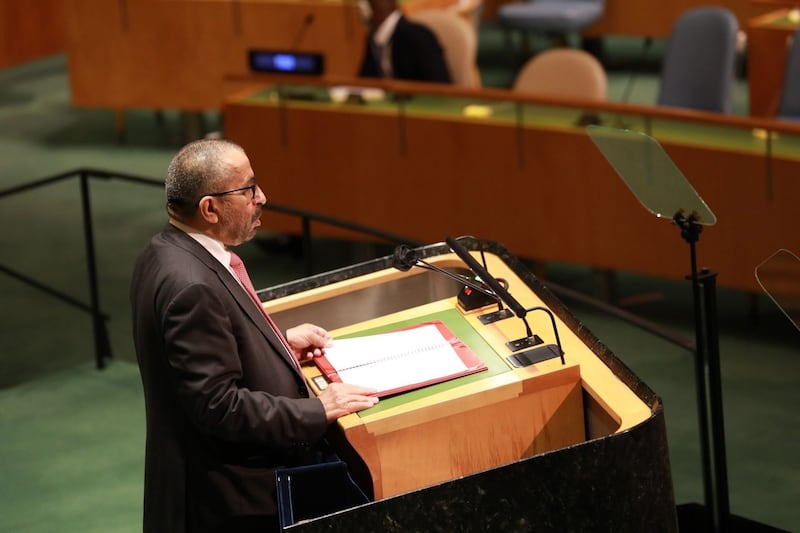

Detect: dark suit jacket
[359,16,452,83]
[130,223,328,533]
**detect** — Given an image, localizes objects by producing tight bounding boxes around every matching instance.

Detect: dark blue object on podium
[276,460,369,530]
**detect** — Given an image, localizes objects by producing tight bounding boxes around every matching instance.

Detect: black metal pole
[79,172,112,369]
[699,267,730,531]
[397,98,408,158]
[302,215,313,276]
[676,211,729,532]
[687,237,715,528]
[515,102,525,170]
[278,84,289,148]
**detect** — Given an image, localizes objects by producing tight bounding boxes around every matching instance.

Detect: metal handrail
[1,168,692,371]
[0,168,422,369]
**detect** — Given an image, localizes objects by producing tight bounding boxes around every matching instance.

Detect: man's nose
[254,184,267,205]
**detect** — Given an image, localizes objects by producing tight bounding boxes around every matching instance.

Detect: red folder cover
[313,320,487,397]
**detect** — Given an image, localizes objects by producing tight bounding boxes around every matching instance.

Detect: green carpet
[0,361,144,533]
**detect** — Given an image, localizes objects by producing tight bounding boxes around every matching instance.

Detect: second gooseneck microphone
[391,245,496,299]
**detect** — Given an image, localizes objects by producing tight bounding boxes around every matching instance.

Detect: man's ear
[197,196,220,224]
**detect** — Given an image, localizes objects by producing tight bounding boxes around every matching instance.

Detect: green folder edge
[332,308,511,416]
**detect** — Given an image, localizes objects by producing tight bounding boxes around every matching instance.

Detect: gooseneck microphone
[391,245,499,303]
[291,13,316,50]
[391,244,421,272]
[446,237,565,364]
[445,237,527,319]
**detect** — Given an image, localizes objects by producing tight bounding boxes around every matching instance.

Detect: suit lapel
[161,225,302,377]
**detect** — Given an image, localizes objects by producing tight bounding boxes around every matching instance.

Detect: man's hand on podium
[319,382,380,422]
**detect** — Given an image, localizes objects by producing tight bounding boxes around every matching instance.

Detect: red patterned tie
[229,251,302,374]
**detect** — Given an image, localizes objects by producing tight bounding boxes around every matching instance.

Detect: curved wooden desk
[224,80,800,294]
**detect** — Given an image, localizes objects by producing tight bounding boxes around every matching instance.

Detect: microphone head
[392,245,418,272]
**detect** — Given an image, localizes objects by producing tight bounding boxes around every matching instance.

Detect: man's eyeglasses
[204,184,257,203]
[166,184,258,210]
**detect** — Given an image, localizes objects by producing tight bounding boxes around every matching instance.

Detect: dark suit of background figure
[359,16,452,83]
[131,223,327,533]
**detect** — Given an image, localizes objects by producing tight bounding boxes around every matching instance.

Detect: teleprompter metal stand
[587,126,729,532]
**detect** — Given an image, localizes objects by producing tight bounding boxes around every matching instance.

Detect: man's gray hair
[165,139,244,217]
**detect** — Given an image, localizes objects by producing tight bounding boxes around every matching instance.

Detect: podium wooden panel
[260,240,675,530]
[337,356,583,499]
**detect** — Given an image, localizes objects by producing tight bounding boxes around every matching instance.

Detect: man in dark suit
[130,139,378,533]
[358,0,452,83]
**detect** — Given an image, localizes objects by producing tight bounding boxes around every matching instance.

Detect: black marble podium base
[288,406,675,531]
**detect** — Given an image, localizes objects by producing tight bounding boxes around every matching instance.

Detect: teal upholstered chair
[657,7,739,114]
[777,28,800,121]
[498,0,605,47]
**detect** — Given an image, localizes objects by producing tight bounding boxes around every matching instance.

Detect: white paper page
[323,324,469,392]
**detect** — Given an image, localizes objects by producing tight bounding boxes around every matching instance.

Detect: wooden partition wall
[224,79,800,295]
[64,0,366,111]
[0,0,64,68]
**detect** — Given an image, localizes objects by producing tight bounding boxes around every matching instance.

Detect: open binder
[313,320,488,397]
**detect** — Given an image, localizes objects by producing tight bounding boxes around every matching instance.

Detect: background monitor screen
[248,50,325,75]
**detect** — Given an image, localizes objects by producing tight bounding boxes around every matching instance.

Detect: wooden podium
[261,239,677,531]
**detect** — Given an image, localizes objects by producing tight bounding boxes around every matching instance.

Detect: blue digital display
[273,54,297,72]
[248,50,324,75]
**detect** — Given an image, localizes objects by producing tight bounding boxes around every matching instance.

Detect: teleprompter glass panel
[755,249,800,332]
[587,125,717,225]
